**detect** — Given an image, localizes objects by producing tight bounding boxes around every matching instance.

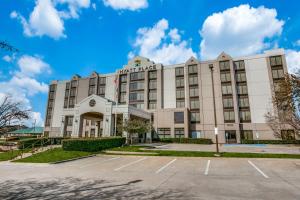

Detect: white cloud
[92,3,96,10]
[0,55,51,127]
[17,55,51,77]
[199,4,284,59]
[103,0,148,11]
[286,49,300,74]
[11,0,90,39]
[129,18,196,64]
[294,40,300,47]
[30,111,44,127]
[3,55,12,62]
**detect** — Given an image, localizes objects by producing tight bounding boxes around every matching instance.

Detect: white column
[122,112,129,139]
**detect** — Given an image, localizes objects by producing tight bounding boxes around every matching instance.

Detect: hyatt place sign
[117,65,157,74]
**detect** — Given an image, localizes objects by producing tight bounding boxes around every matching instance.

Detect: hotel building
[43,49,295,143]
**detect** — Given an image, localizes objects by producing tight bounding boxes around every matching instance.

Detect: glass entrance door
[225,130,237,143]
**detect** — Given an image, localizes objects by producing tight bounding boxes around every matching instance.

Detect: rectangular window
[120,83,127,92]
[129,91,144,101]
[149,91,157,100]
[130,81,144,91]
[70,88,76,97]
[189,75,198,86]
[48,100,54,108]
[132,103,144,109]
[71,80,77,88]
[240,130,253,140]
[67,116,73,126]
[130,72,144,81]
[219,61,230,71]
[88,85,96,96]
[49,84,56,92]
[149,80,157,89]
[148,70,157,79]
[148,102,156,109]
[174,112,184,123]
[49,91,55,100]
[237,85,248,95]
[239,97,249,108]
[157,128,171,138]
[64,89,69,98]
[272,69,284,79]
[176,88,185,99]
[190,99,200,109]
[119,93,126,103]
[189,87,199,97]
[66,82,70,90]
[223,98,233,108]
[224,110,235,122]
[190,111,200,123]
[188,65,198,74]
[89,77,96,85]
[234,60,245,70]
[239,110,251,122]
[98,77,106,85]
[175,128,185,138]
[97,86,105,96]
[120,74,127,82]
[176,77,185,87]
[64,99,68,108]
[176,100,185,108]
[222,85,232,95]
[270,56,282,66]
[220,72,231,82]
[69,97,75,108]
[175,67,184,76]
[236,72,246,82]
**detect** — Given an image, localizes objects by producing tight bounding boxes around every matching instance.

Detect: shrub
[159,138,213,144]
[62,137,126,152]
[241,140,300,144]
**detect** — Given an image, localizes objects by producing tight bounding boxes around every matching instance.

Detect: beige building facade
[44,49,296,143]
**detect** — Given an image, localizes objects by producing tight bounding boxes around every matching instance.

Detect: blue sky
[0,0,300,126]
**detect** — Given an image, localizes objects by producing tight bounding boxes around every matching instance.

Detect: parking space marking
[79,157,121,169]
[248,160,269,178]
[155,159,177,174]
[114,157,147,171]
[204,160,210,175]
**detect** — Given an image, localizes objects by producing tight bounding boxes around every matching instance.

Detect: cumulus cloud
[129,18,196,64]
[2,55,13,62]
[294,40,300,47]
[199,4,284,59]
[0,55,51,127]
[11,0,90,39]
[286,49,300,74]
[103,0,148,11]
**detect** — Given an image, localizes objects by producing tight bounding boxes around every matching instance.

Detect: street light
[209,64,220,154]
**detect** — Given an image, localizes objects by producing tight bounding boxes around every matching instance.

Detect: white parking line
[114,157,147,171]
[248,160,269,178]
[79,157,121,169]
[155,159,177,174]
[204,160,210,175]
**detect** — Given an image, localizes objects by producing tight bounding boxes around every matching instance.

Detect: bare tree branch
[0,41,19,52]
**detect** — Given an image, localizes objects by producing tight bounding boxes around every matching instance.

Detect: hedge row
[62,137,126,152]
[18,138,48,149]
[158,138,213,144]
[241,140,300,144]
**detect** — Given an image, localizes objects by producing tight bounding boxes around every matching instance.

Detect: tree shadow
[0,177,187,200]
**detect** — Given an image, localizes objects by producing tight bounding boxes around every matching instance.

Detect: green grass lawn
[0,150,21,161]
[14,148,96,163]
[109,146,300,159]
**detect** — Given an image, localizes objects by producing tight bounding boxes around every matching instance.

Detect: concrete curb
[50,154,97,164]
[105,150,158,155]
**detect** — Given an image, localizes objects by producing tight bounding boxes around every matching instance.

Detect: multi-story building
[44,49,296,143]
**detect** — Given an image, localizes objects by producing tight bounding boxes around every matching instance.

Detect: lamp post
[209,64,220,154]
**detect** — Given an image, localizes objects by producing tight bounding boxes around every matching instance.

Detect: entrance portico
[63,94,151,139]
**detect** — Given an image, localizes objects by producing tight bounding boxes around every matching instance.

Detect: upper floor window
[175,67,184,76]
[120,74,127,82]
[236,72,246,82]
[88,85,96,96]
[176,99,185,108]
[189,87,199,97]
[120,83,127,92]
[190,112,200,123]
[97,86,105,96]
[188,65,198,74]
[219,61,230,71]
[66,82,70,90]
[190,99,200,109]
[130,81,144,91]
[98,77,106,85]
[224,110,235,122]
[223,98,233,108]
[71,80,77,88]
[239,110,251,122]
[129,91,144,101]
[272,68,284,79]
[148,70,157,79]
[67,116,73,126]
[49,84,56,92]
[174,112,184,123]
[270,56,282,67]
[220,72,231,83]
[189,75,198,86]
[176,88,185,99]
[234,60,245,70]
[149,80,157,89]
[130,72,144,81]
[149,91,157,100]
[176,77,185,87]
[222,85,232,95]
[237,85,248,95]
[89,77,96,85]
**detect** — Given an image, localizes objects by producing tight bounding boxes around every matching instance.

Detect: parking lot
[0,155,299,199]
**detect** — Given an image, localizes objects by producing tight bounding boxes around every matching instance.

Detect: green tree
[118,118,151,144]
[0,41,18,52]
